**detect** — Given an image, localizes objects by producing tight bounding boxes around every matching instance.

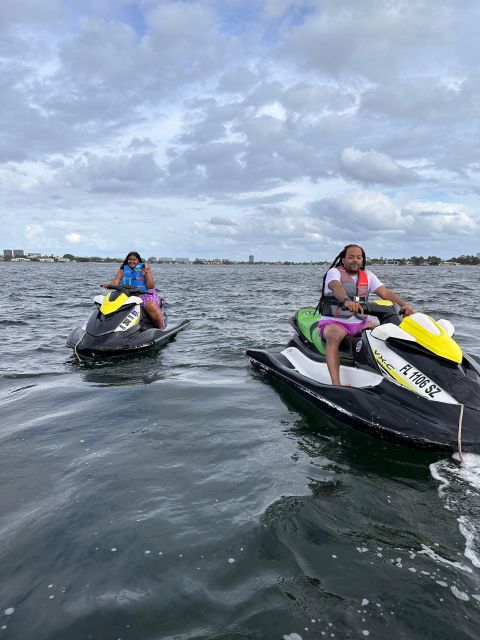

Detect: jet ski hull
[247,346,479,452]
[67,320,190,360]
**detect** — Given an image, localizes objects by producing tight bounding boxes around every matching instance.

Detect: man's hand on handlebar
[342,300,364,314]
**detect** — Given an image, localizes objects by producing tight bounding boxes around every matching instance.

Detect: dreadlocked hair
[316,244,367,313]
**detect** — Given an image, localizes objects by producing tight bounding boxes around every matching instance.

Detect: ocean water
[1,262,480,640]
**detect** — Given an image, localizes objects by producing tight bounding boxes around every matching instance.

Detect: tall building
[3,250,13,259]
[249,255,254,263]
[13,249,24,257]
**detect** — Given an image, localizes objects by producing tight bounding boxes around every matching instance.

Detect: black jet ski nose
[108,289,124,301]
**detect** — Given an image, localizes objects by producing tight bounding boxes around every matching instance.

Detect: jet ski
[247,302,480,452]
[66,285,189,360]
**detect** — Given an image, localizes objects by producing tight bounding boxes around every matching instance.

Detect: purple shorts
[139,289,160,307]
[318,318,373,337]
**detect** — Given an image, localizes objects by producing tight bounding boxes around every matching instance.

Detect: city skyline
[3,247,480,265]
[1,1,479,261]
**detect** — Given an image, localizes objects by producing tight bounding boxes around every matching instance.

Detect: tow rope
[457,403,464,464]
[74,330,87,363]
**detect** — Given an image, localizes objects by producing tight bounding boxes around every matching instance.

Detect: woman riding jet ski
[247,246,480,452]
[66,251,189,360]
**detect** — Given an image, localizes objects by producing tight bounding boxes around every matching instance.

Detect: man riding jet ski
[317,244,415,386]
[247,248,480,452]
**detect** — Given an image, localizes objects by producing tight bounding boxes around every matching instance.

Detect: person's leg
[144,300,165,329]
[322,324,348,385]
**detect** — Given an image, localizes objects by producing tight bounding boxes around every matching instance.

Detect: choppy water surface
[1,262,480,640]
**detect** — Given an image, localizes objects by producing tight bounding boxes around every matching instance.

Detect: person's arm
[374,285,414,316]
[101,269,123,289]
[143,263,155,289]
[328,279,363,314]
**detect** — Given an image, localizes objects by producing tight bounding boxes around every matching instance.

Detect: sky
[1,0,479,261]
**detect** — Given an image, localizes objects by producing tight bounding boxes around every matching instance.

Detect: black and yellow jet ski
[66,285,189,360]
[247,303,480,452]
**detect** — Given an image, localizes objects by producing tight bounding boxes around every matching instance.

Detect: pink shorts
[139,289,161,306]
[318,318,372,337]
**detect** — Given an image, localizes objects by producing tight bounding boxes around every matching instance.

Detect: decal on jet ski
[368,335,458,404]
[115,306,141,332]
[373,349,394,371]
[398,364,442,399]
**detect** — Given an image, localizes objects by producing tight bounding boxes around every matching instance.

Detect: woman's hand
[101,282,111,289]
[144,263,151,273]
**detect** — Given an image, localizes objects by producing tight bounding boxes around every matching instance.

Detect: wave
[0,319,28,326]
[430,454,480,569]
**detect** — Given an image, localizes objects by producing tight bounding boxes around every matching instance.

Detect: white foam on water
[418,544,472,574]
[458,516,480,568]
[430,454,480,570]
[450,585,469,601]
[283,634,302,640]
[4,608,14,616]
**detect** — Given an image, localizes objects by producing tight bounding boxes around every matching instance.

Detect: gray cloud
[339,147,419,186]
[0,0,479,260]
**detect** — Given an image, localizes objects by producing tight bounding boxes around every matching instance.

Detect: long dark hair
[316,244,366,312]
[121,251,143,268]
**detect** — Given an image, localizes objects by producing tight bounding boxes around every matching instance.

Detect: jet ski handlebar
[342,300,403,324]
[104,284,146,295]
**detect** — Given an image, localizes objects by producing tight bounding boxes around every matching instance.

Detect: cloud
[0,0,479,260]
[0,0,65,27]
[339,147,419,186]
[311,190,409,233]
[279,1,454,81]
[61,152,164,193]
[65,233,82,243]
[209,216,238,226]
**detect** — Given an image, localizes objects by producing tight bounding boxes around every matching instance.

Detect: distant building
[174,257,191,263]
[13,249,24,257]
[477,252,480,259]
[249,255,254,263]
[27,252,41,258]
[158,257,173,263]
[3,250,13,259]
[147,256,158,263]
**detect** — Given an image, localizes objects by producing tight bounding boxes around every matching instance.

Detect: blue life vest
[120,263,148,292]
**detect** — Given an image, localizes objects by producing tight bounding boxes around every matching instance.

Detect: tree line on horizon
[58,253,480,265]
[369,255,480,265]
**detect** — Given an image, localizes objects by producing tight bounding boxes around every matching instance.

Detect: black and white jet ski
[66,285,189,360]
[247,303,480,452]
